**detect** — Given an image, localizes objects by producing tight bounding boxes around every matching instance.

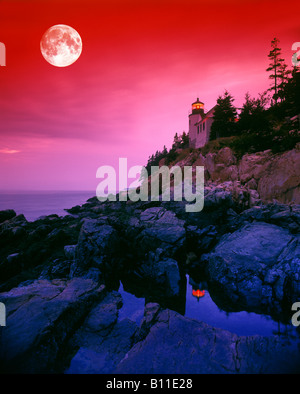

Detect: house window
[203,121,205,131]
[197,125,200,134]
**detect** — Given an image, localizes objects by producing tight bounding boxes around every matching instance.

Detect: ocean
[0,190,95,222]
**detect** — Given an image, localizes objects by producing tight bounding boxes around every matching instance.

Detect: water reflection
[117,272,299,339]
[117,282,145,325]
[189,277,207,301]
[192,289,205,299]
[185,274,298,338]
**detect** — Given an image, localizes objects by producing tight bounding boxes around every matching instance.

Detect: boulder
[189,147,300,205]
[138,258,182,297]
[74,219,120,277]
[114,309,300,374]
[64,245,77,260]
[6,253,19,264]
[0,215,28,242]
[209,148,239,182]
[257,148,300,204]
[137,207,186,258]
[84,291,123,334]
[205,222,299,313]
[215,147,237,166]
[238,150,272,183]
[65,291,137,374]
[65,319,137,374]
[39,259,72,280]
[0,210,16,224]
[0,278,105,373]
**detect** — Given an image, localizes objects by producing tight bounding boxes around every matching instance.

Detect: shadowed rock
[0,210,16,224]
[205,222,300,314]
[114,308,300,374]
[0,278,105,373]
[65,291,137,374]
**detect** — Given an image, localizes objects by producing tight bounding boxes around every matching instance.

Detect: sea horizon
[0,190,98,222]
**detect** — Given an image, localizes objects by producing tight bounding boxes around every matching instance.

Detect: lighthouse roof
[192,97,204,105]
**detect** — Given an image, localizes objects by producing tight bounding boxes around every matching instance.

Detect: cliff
[158,143,300,205]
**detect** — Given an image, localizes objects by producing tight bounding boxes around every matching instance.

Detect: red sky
[0,0,299,191]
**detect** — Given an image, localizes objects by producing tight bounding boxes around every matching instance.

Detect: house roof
[194,105,216,125]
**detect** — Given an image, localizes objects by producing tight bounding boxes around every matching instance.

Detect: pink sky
[0,0,299,190]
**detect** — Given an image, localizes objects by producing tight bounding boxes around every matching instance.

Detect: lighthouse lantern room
[191,98,204,114]
[188,97,215,149]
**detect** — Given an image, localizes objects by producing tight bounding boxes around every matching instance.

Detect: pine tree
[172,132,180,149]
[210,90,237,139]
[238,92,270,134]
[281,66,300,117]
[266,37,286,105]
[180,131,189,148]
[277,63,291,102]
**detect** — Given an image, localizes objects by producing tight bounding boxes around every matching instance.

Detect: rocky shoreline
[0,180,300,373]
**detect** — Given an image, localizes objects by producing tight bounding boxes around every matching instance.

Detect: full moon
[40,25,82,67]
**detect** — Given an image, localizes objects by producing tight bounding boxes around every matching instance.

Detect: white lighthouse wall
[188,113,202,148]
[195,117,214,148]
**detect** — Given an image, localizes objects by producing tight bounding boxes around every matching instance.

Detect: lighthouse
[188,98,204,148]
[188,98,216,149]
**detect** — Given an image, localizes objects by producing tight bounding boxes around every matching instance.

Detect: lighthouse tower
[188,98,204,148]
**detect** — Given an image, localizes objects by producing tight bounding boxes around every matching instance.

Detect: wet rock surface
[65,291,137,374]
[0,180,300,373]
[0,278,105,373]
[204,222,300,315]
[115,308,300,374]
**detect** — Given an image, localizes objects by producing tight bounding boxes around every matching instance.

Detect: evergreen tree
[238,92,270,134]
[172,132,180,149]
[180,131,189,148]
[210,90,237,140]
[281,66,300,117]
[277,62,291,101]
[266,37,286,105]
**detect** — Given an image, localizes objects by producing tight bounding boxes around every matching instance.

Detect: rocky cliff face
[174,144,300,204]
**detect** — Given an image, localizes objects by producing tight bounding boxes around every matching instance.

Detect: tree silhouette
[280,66,300,117]
[266,37,286,105]
[277,63,291,101]
[238,92,270,134]
[210,90,237,139]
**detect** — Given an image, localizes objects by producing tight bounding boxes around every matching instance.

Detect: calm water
[0,191,95,221]
[118,275,298,338]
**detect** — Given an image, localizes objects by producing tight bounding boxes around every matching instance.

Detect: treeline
[210,38,300,154]
[145,131,189,173]
[145,37,300,169]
